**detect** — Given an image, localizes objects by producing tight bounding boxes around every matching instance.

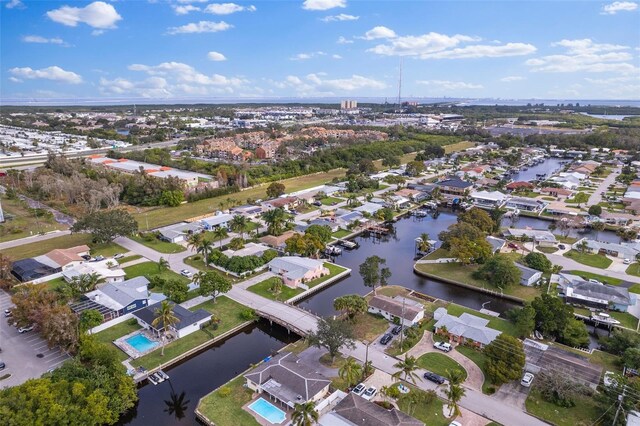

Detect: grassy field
[90,242,127,257]
[563,250,612,269]
[351,313,390,342]
[94,319,142,361]
[248,277,304,301]
[525,389,603,426]
[197,376,260,426]
[123,261,191,285]
[415,262,541,301]
[332,229,351,238]
[626,263,640,277]
[444,140,475,154]
[5,233,93,260]
[320,196,343,206]
[184,255,208,271]
[564,270,622,286]
[131,169,347,229]
[129,235,186,254]
[417,352,467,381]
[422,248,452,260]
[131,296,247,369]
[0,196,67,243]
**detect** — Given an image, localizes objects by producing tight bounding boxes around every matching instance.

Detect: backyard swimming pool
[248,398,286,424]
[125,333,158,353]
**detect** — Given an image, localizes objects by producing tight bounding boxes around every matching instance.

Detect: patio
[113,329,165,359]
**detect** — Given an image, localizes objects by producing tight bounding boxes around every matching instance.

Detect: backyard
[123,261,191,285]
[94,319,142,361]
[306,262,349,288]
[351,313,390,342]
[331,229,352,239]
[197,376,260,426]
[563,250,612,269]
[394,383,451,426]
[248,277,304,301]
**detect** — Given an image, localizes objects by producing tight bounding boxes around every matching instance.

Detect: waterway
[509,157,564,182]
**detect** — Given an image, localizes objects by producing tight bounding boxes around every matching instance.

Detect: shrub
[240,309,257,321]
[217,386,232,398]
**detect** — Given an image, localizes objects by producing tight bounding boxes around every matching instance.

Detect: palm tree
[212,227,228,248]
[158,257,170,272]
[347,194,358,206]
[187,232,204,253]
[262,208,289,236]
[152,301,179,356]
[392,355,421,384]
[445,369,466,417]
[291,401,318,426]
[338,357,362,388]
[197,239,214,268]
[71,272,101,293]
[416,233,432,254]
[230,214,249,240]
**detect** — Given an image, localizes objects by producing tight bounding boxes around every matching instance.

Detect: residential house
[505,181,535,192]
[244,352,331,409]
[386,195,411,210]
[435,177,473,200]
[259,230,296,249]
[84,276,150,317]
[200,213,234,231]
[486,236,506,253]
[62,259,126,284]
[505,197,546,212]
[503,228,557,247]
[319,393,424,426]
[306,218,341,233]
[133,303,211,338]
[11,258,59,282]
[545,201,582,217]
[515,263,543,286]
[572,238,640,259]
[157,222,203,243]
[475,177,500,188]
[42,245,90,270]
[267,256,329,288]
[230,204,264,219]
[395,188,428,203]
[558,280,635,312]
[354,202,383,215]
[540,187,573,199]
[432,307,501,348]
[262,196,300,211]
[336,211,364,228]
[469,190,507,208]
[367,295,424,327]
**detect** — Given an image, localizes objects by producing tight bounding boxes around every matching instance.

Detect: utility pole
[399,297,406,349]
[612,385,626,426]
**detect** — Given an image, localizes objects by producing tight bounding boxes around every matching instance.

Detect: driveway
[492,381,530,411]
[407,332,485,392]
[297,346,339,378]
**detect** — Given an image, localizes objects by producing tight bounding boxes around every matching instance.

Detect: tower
[397,58,403,107]
[0,197,4,223]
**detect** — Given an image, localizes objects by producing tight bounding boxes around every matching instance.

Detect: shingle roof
[516,263,542,280]
[433,307,501,345]
[436,177,472,189]
[133,303,211,331]
[368,295,423,321]
[329,393,424,426]
[566,281,631,306]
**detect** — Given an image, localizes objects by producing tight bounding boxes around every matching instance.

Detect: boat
[590,312,621,325]
[534,330,544,340]
[147,374,158,385]
[151,372,164,383]
[337,240,358,249]
[157,370,170,381]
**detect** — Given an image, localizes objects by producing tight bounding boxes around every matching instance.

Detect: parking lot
[0,290,69,388]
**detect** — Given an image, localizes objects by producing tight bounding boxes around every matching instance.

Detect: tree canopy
[71,209,138,244]
[523,252,552,272]
[307,317,356,361]
[484,334,526,385]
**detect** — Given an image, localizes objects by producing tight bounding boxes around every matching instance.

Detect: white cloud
[207,51,227,61]
[289,51,327,60]
[417,80,483,90]
[526,38,637,73]
[337,36,353,44]
[602,1,638,14]
[99,76,171,97]
[167,20,232,34]
[362,26,397,40]
[302,0,346,11]
[332,54,342,59]
[321,13,358,22]
[6,0,24,9]
[204,3,256,14]
[128,61,247,87]
[9,66,83,84]
[419,43,537,59]
[173,4,200,15]
[176,0,208,3]
[501,76,525,82]
[22,35,65,44]
[46,1,122,29]
[273,73,385,95]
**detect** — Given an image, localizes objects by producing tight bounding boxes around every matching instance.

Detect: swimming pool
[125,333,158,353]
[248,398,286,424]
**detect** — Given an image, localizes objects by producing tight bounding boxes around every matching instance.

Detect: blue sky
[1,0,639,101]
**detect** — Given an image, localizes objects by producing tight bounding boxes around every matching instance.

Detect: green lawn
[444,140,475,154]
[184,254,208,271]
[351,313,390,342]
[422,248,452,260]
[197,376,260,426]
[129,235,186,254]
[5,233,93,260]
[118,255,142,264]
[306,262,348,288]
[0,195,67,243]
[417,352,467,381]
[629,284,640,294]
[563,250,612,269]
[89,242,127,257]
[536,246,558,254]
[320,196,343,206]
[332,229,352,238]
[394,383,450,426]
[41,277,67,292]
[564,270,622,286]
[123,261,191,285]
[455,345,495,394]
[131,296,247,369]
[94,319,142,361]
[525,389,604,426]
[248,277,304,301]
[626,263,640,277]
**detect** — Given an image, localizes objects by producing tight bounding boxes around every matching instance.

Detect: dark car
[558,244,566,250]
[423,371,445,384]
[0,361,5,370]
[379,333,393,345]
[391,325,403,335]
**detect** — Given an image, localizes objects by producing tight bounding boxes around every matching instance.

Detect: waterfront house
[354,202,384,215]
[367,295,424,327]
[515,263,543,286]
[505,197,546,212]
[503,228,557,247]
[133,303,211,338]
[469,190,507,208]
[386,195,411,210]
[540,187,573,199]
[319,393,424,426]
[267,256,329,288]
[434,177,472,200]
[486,236,506,253]
[432,307,501,348]
[395,188,428,203]
[84,276,150,317]
[505,181,535,192]
[558,280,634,312]
[244,352,331,409]
[259,230,296,249]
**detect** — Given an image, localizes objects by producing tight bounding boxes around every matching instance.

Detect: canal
[510,157,564,182]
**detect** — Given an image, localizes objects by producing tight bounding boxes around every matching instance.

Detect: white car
[362,386,377,401]
[18,325,34,333]
[449,422,463,426]
[180,269,193,278]
[521,372,534,387]
[113,253,125,260]
[433,341,452,352]
[623,258,632,265]
[351,383,366,396]
[588,279,602,285]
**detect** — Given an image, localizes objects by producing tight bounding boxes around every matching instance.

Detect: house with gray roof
[85,276,150,316]
[486,236,506,253]
[368,295,424,327]
[200,212,233,231]
[503,228,557,247]
[157,221,203,243]
[354,202,383,215]
[244,352,331,409]
[319,393,424,426]
[515,263,543,286]
[505,197,546,212]
[133,302,211,338]
[267,256,329,288]
[433,307,501,348]
[559,280,635,312]
[572,238,640,259]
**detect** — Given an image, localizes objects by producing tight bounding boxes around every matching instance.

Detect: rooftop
[368,295,423,321]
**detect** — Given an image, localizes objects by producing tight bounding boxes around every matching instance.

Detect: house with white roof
[222,242,271,258]
[354,202,384,215]
[503,228,558,247]
[572,238,640,259]
[200,212,233,231]
[62,259,126,284]
[267,256,329,288]
[469,190,508,208]
[505,197,546,212]
[156,221,203,243]
[432,307,501,348]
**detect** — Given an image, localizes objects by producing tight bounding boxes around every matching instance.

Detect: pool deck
[114,329,163,360]
[243,396,291,426]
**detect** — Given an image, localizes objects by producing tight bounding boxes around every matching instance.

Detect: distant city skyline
[1,0,639,101]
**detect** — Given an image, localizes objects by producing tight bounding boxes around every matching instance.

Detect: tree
[228,237,245,250]
[507,304,536,338]
[449,236,493,266]
[164,279,189,303]
[531,294,574,338]
[489,207,506,233]
[458,208,495,234]
[269,277,283,296]
[358,159,376,174]
[405,160,426,176]
[285,233,325,258]
[306,317,356,361]
[577,239,589,253]
[158,257,170,272]
[187,232,204,253]
[159,190,184,207]
[375,207,394,221]
[561,318,589,348]
[359,255,389,295]
[536,371,588,408]
[591,220,605,239]
[382,155,401,168]
[392,355,421,384]
[79,309,103,333]
[484,334,526,385]
[152,301,179,356]
[439,222,485,250]
[599,329,640,356]
[291,401,318,426]
[0,253,13,289]
[197,238,214,268]
[523,252,552,272]
[305,225,333,244]
[338,357,362,388]
[262,208,291,236]
[71,209,138,244]
[266,182,286,198]
[212,227,228,248]
[588,205,602,216]
[196,270,231,303]
[623,347,640,370]
[333,295,368,319]
[230,214,250,240]
[416,233,432,253]
[445,368,466,417]
[70,272,101,293]
[573,192,589,207]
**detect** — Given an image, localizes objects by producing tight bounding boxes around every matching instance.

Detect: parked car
[312,201,322,207]
[81,255,92,261]
[449,422,462,426]
[0,361,5,370]
[113,253,125,259]
[352,383,366,396]
[391,325,403,335]
[623,258,632,265]
[4,309,11,318]
[558,244,566,250]
[18,325,34,333]
[423,371,446,384]
[521,372,534,387]
[507,242,518,249]
[380,333,393,345]
[588,278,602,285]
[433,341,452,352]
[94,255,105,262]
[362,386,377,401]
[180,269,193,278]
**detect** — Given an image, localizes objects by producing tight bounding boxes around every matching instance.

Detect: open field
[525,390,603,426]
[444,140,475,154]
[0,196,67,243]
[131,169,347,229]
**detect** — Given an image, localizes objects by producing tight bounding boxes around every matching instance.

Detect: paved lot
[0,290,69,388]
[492,381,530,411]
